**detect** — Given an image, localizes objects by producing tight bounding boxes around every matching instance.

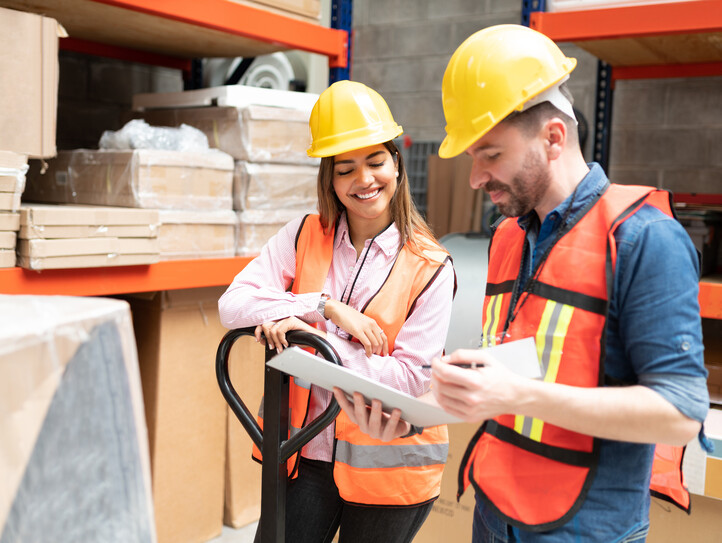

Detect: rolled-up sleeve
[611,205,710,447]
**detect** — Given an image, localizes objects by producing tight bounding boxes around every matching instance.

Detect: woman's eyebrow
[334,150,386,166]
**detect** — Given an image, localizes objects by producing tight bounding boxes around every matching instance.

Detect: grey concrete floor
[206,522,258,543]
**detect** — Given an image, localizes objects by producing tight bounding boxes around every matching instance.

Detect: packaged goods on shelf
[676,209,721,276]
[234,161,318,211]
[0,7,60,158]
[24,149,234,210]
[0,151,28,213]
[17,203,160,270]
[547,0,696,10]
[131,85,319,165]
[157,209,237,260]
[228,0,321,23]
[0,211,20,268]
[0,295,155,542]
[237,208,314,256]
[120,288,231,543]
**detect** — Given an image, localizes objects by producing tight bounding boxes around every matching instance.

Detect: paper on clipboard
[265,347,465,427]
[265,337,540,427]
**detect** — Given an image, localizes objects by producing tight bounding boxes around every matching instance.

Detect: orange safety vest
[257,214,452,506]
[458,184,690,530]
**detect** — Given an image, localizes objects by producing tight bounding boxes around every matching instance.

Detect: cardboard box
[648,493,722,542]
[0,231,17,250]
[234,161,318,211]
[131,86,319,165]
[158,209,237,260]
[0,212,20,232]
[130,105,318,166]
[0,150,28,213]
[426,154,483,239]
[123,287,230,543]
[413,422,478,543]
[17,203,161,270]
[0,7,60,158]
[0,249,15,268]
[228,0,321,22]
[223,335,265,529]
[0,295,154,540]
[682,407,722,500]
[236,209,309,256]
[19,203,159,240]
[24,149,234,210]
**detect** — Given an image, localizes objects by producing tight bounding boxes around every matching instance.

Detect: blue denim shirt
[475,163,710,542]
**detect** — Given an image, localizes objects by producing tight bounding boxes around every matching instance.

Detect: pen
[420,362,483,369]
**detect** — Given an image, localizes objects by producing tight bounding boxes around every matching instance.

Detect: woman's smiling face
[332,143,398,227]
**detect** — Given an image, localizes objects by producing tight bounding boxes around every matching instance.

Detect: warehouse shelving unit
[527,0,722,320]
[0,0,352,296]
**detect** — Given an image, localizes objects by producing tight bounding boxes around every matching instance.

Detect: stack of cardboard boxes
[0,151,26,268]
[131,85,320,258]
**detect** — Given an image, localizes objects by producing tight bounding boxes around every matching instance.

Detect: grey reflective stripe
[519,301,564,438]
[290,423,302,438]
[539,301,564,377]
[294,377,312,390]
[335,440,448,469]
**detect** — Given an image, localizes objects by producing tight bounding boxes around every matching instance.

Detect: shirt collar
[517,162,610,231]
[335,212,401,257]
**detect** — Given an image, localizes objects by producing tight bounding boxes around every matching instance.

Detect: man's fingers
[382,408,403,442]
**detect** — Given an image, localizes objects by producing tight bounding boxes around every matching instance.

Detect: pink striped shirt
[218,213,455,461]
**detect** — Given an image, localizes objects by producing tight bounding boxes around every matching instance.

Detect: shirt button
[681,341,690,351]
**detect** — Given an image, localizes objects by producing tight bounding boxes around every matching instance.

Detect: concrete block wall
[350,0,722,193]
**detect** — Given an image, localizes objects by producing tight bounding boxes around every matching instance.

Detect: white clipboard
[265,347,465,427]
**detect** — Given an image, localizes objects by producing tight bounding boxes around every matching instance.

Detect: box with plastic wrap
[233,161,318,211]
[236,208,314,256]
[131,85,320,165]
[157,209,237,260]
[17,204,160,270]
[0,295,156,543]
[24,149,234,210]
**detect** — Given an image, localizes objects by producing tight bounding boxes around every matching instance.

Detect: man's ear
[544,117,566,161]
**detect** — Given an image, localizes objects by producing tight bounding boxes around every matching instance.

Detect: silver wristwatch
[317,293,331,318]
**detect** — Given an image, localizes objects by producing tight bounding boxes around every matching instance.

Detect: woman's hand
[324,299,389,357]
[255,316,325,352]
[333,388,411,442]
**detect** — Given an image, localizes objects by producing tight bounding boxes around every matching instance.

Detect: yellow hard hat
[307,80,403,158]
[439,24,577,158]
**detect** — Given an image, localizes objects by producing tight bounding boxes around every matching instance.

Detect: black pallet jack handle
[216,327,343,543]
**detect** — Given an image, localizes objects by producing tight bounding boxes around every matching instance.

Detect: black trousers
[254,457,434,543]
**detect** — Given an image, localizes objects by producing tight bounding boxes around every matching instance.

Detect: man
[335,24,710,542]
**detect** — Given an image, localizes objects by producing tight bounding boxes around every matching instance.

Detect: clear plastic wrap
[99,119,210,152]
[24,149,234,210]
[16,204,161,270]
[233,161,318,211]
[157,209,237,260]
[131,105,321,165]
[0,295,156,543]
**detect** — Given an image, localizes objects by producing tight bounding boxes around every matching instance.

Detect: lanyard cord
[507,185,581,327]
[340,226,390,306]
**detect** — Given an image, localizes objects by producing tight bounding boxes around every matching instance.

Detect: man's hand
[255,316,325,352]
[431,348,522,423]
[324,299,389,357]
[333,388,411,442]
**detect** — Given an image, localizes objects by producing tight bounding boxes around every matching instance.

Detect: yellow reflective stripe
[544,304,574,385]
[484,294,503,346]
[514,414,525,433]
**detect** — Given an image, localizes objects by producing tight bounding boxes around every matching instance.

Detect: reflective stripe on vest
[293,215,451,506]
[460,184,688,530]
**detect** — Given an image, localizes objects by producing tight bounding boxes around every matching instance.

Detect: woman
[218,80,455,543]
